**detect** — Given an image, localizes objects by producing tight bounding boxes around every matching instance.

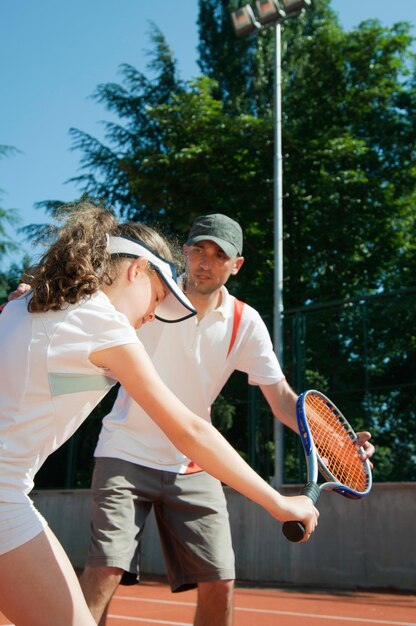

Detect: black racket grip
[282,481,320,543]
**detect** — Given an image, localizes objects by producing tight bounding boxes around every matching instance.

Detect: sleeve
[84,297,140,354]
[233,306,284,386]
[50,295,141,373]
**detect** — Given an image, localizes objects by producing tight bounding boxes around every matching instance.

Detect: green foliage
[197,0,416,306]
[0,144,23,266]
[283,289,416,482]
[211,392,236,433]
[281,13,416,305]
[0,207,20,262]
[198,0,269,113]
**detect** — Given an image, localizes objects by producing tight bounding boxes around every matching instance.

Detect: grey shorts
[85,457,235,592]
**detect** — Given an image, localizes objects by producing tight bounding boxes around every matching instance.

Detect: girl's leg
[0,526,96,626]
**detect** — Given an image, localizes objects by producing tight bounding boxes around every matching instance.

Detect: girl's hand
[271,494,319,542]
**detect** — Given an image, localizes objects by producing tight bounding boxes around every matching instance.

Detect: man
[8,214,374,626]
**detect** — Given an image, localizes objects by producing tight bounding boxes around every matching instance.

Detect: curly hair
[25,201,182,312]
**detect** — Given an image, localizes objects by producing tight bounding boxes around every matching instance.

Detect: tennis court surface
[1,576,414,626]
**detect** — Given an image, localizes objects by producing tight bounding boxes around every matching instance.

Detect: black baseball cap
[186,214,243,257]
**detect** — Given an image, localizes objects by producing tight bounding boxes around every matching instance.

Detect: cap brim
[154,268,196,323]
[186,235,239,257]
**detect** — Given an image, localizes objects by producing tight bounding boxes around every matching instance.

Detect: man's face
[183,240,244,295]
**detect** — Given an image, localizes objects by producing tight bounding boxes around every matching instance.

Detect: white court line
[115,597,195,606]
[109,618,190,625]
[112,595,416,626]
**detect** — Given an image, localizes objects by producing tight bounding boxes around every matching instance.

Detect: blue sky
[1,0,415,266]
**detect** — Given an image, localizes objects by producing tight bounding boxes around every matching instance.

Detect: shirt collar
[179,275,233,320]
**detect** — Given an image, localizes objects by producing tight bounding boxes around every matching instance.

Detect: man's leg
[155,471,235,624]
[79,565,123,626]
[194,579,234,626]
[82,459,156,624]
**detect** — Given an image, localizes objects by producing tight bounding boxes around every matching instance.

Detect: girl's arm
[90,342,319,538]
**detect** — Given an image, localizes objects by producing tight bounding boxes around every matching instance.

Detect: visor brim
[154,268,196,323]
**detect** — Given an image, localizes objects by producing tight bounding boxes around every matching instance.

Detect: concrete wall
[32,482,415,591]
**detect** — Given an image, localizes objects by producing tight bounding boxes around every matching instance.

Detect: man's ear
[230,256,245,276]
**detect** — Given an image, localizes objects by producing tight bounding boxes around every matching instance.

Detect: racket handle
[282,481,320,543]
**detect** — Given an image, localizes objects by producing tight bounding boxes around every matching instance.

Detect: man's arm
[260,379,299,432]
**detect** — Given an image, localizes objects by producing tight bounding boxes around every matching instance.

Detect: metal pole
[273,22,285,487]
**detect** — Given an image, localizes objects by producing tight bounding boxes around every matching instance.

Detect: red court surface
[2,577,414,626]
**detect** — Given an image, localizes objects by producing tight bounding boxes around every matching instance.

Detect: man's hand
[0,283,31,312]
[8,283,31,301]
[356,431,375,469]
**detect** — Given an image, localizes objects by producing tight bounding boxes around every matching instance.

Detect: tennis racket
[282,389,372,543]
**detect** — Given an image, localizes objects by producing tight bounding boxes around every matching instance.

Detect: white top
[95,284,284,473]
[0,292,139,502]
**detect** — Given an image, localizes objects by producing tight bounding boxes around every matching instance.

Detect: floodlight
[279,0,311,18]
[230,4,260,37]
[255,0,285,26]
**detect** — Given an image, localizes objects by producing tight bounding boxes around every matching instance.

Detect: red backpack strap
[227,298,245,357]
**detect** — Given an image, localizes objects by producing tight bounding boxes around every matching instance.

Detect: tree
[69,5,416,305]
[198,0,416,303]
[0,145,22,266]
[66,25,184,224]
[0,144,29,304]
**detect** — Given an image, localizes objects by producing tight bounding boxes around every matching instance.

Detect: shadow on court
[0,576,414,625]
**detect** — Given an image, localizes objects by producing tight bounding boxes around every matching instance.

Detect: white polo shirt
[95,283,284,473]
[0,292,139,502]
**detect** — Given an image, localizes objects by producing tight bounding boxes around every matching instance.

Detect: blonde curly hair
[25,201,180,313]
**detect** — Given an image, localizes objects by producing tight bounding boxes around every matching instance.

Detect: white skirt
[0,499,47,555]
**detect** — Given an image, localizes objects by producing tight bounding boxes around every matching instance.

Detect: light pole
[231,0,311,487]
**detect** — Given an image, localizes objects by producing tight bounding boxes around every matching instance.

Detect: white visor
[107,235,196,323]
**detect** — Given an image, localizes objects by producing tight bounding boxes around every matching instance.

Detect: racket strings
[305,394,368,492]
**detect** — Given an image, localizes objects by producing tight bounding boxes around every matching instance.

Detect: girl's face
[133,268,167,329]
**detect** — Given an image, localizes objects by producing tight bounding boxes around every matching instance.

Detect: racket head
[297,390,372,498]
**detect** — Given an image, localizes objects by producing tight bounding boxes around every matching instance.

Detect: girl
[0,202,318,626]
